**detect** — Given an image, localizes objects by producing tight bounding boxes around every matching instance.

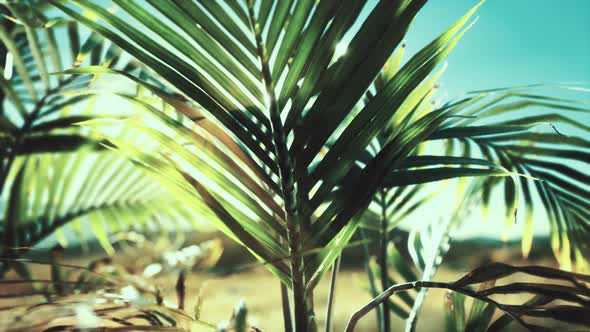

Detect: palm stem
[379,189,390,331]
[325,255,341,332]
[245,1,310,330]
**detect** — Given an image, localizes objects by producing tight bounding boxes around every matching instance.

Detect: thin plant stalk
[324,255,341,332]
[378,189,390,331]
[359,228,383,332]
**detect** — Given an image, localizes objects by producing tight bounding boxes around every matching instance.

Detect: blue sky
[404,0,590,98]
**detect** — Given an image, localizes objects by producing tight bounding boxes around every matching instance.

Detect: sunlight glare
[334,41,348,60]
[3,52,13,80]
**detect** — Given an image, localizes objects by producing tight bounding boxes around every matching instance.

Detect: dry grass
[1,258,559,331]
[0,233,568,331]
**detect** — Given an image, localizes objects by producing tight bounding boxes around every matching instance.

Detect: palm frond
[50,0,487,296]
[428,89,590,271]
[355,43,589,329]
[0,4,202,276]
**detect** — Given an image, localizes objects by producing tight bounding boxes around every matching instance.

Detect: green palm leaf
[428,89,590,271]
[0,4,201,276]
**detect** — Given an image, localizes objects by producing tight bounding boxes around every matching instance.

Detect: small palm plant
[48,0,589,331]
